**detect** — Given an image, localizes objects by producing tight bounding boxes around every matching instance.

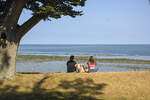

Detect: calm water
[17,44,150,73]
[18,44,150,56]
[16,61,150,73]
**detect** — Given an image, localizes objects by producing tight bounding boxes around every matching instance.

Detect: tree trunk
[0,39,19,80]
[0,0,41,80]
[0,0,26,80]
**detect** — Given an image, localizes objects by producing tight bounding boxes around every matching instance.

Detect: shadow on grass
[0,76,107,100]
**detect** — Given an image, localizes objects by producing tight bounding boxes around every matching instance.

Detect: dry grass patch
[0,71,150,100]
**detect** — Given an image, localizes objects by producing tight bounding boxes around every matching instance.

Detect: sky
[19,0,150,44]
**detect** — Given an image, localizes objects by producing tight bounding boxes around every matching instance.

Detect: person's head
[70,55,74,61]
[88,56,95,64]
[0,32,6,39]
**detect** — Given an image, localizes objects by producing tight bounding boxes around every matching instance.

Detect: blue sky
[19,0,150,44]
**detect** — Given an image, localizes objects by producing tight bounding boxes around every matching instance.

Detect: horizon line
[20,43,150,45]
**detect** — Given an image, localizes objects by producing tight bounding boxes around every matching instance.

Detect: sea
[16,44,150,73]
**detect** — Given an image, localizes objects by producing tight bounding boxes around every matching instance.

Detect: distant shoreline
[20,44,150,45]
[17,55,150,64]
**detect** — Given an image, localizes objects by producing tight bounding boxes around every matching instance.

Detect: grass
[0,71,150,100]
[17,55,150,64]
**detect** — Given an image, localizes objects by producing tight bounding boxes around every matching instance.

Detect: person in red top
[87,56,98,72]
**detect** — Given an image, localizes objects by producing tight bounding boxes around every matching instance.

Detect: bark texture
[0,41,19,80]
[0,0,28,80]
[0,0,41,80]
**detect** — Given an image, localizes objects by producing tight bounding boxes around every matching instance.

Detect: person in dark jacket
[67,55,77,72]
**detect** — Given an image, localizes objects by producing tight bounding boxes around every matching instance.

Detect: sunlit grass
[0,71,150,100]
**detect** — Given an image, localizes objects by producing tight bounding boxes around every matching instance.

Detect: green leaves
[0,0,86,20]
[36,6,55,15]
[25,0,86,20]
[0,26,6,31]
[35,6,59,19]
[69,0,86,6]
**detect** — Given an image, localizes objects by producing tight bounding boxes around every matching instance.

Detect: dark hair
[88,56,95,64]
[70,55,74,61]
[1,32,6,39]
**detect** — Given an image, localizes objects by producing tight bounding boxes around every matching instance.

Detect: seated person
[67,55,77,72]
[87,56,99,72]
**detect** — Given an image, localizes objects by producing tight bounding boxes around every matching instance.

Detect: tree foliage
[0,0,86,20]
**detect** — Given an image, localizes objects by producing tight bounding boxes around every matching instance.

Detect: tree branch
[3,0,27,29]
[16,15,41,39]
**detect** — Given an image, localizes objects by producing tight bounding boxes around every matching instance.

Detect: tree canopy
[0,0,86,80]
[0,0,86,21]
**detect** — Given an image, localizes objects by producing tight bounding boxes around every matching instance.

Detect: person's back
[88,56,98,72]
[67,56,76,72]
[88,62,96,69]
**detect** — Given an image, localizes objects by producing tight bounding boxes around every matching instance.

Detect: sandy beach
[0,71,150,100]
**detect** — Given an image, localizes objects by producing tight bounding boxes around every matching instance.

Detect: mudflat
[17,55,150,64]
